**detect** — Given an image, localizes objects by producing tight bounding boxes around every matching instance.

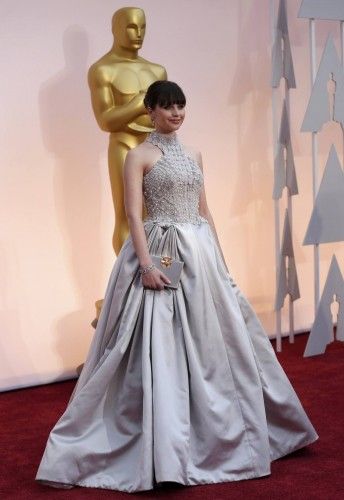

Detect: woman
[36,81,318,493]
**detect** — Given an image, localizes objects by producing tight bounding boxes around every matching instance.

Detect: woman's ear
[147,107,155,124]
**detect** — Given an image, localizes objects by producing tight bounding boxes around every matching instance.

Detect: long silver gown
[36,131,318,493]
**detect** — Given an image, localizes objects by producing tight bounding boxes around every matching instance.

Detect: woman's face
[149,103,185,133]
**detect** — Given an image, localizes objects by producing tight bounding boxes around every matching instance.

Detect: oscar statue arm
[88,65,146,133]
[160,66,167,81]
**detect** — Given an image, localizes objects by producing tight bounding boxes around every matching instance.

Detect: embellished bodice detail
[143,131,207,225]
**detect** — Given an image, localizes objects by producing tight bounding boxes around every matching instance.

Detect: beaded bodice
[142,131,207,225]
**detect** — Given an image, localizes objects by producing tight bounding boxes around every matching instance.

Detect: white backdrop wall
[1,0,343,391]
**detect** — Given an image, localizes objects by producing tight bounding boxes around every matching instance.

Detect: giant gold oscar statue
[88,7,167,319]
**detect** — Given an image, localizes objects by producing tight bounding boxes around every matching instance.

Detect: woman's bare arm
[123,148,152,267]
[123,147,171,290]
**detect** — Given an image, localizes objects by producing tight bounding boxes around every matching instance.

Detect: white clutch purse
[151,254,184,289]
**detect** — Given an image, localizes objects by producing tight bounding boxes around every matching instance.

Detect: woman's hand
[141,267,171,291]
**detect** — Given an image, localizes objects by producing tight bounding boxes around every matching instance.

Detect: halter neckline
[147,130,179,146]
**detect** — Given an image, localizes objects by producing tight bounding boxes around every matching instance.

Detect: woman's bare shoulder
[129,141,152,155]
[126,141,157,162]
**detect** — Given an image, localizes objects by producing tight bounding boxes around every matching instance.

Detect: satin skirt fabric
[36,220,318,493]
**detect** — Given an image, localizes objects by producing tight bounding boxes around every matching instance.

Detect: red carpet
[1,333,344,500]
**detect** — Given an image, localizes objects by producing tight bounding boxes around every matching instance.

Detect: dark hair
[144,80,186,110]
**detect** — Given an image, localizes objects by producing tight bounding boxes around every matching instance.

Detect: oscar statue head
[112,7,146,53]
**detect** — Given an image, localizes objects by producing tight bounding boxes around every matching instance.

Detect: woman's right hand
[141,267,171,291]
